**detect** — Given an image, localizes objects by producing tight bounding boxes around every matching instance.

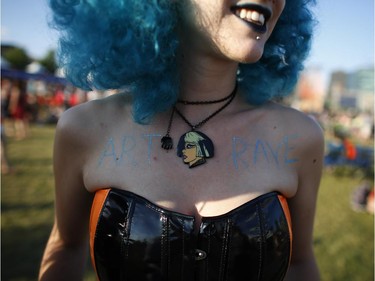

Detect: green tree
[2,46,32,70]
[39,49,57,74]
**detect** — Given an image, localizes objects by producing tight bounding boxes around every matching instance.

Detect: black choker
[161,84,237,168]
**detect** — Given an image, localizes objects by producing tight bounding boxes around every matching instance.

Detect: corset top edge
[94,187,284,221]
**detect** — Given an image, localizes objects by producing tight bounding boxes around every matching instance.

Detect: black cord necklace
[161,83,237,168]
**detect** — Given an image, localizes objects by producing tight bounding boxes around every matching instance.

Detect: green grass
[314,174,374,281]
[1,125,374,281]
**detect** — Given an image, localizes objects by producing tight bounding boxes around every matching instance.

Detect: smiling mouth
[230,4,272,34]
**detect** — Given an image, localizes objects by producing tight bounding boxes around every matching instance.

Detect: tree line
[1,45,57,74]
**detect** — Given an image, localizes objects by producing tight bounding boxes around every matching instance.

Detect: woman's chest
[82,125,299,217]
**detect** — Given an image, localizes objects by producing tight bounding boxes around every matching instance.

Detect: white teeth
[246,11,252,21]
[259,14,265,25]
[251,11,260,22]
[236,8,265,26]
[239,9,247,19]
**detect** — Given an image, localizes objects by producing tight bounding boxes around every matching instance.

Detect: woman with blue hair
[39,0,323,280]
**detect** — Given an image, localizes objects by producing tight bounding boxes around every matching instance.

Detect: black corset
[90,188,292,281]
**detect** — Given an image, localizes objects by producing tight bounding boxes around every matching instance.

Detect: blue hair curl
[48,0,316,123]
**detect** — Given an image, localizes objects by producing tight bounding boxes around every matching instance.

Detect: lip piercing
[256,36,261,40]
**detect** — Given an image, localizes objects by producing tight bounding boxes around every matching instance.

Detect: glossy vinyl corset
[90,188,292,281]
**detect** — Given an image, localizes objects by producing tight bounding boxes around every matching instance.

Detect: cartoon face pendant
[177,131,214,168]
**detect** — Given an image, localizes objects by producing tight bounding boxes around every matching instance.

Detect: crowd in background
[1,77,373,139]
[1,76,374,208]
[1,77,88,173]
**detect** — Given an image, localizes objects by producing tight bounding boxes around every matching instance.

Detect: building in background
[327,68,374,113]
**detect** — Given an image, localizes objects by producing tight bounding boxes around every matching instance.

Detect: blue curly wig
[48,0,316,123]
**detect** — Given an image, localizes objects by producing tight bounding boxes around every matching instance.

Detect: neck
[177,46,239,102]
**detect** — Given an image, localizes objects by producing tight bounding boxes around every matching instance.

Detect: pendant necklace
[161,83,237,168]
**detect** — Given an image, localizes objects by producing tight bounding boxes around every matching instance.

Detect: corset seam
[260,201,268,278]
[167,217,171,280]
[256,204,265,281]
[91,189,110,281]
[277,195,293,270]
[277,199,292,280]
[205,226,211,281]
[181,217,185,281]
[220,219,232,281]
[161,215,170,279]
[121,197,134,280]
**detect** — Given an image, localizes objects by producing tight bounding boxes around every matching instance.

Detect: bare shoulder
[55,93,132,149]
[267,102,324,147]
[262,102,325,182]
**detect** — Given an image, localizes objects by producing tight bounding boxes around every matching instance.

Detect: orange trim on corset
[89,188,110,279]
[277,195,293,259]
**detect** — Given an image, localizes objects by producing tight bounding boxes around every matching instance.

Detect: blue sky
[1,0,374,75]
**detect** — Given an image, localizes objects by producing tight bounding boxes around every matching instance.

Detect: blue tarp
[1,68,67,84]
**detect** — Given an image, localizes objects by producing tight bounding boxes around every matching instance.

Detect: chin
[213,39,265,64]
[241,51,264,64]
[218,39,265,64]
[232,46,264,64]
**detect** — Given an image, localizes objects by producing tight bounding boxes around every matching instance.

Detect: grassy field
[1,125,374,281]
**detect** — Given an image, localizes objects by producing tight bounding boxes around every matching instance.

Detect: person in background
[1,78,13,174]
[39,0,323,280]
[8,80,29,140]
[1,115,11,174]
